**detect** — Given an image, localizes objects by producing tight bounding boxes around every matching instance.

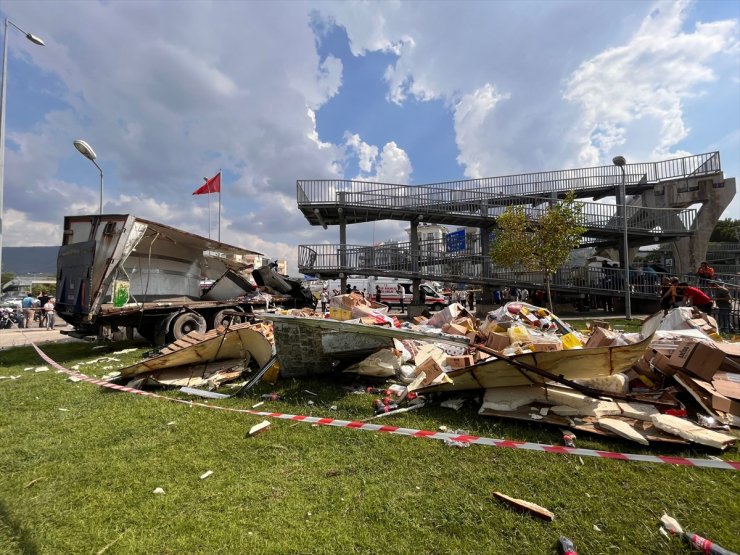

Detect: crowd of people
[16,291,56,330]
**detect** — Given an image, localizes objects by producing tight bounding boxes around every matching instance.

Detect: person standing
[37,291,50,328]
[320,289,329,313]
[397,283,405,313]
[710,281,732,333]
[375,286,382,303]
[696,261,715,289]
[43,298,56,330]
[22,292,36,328]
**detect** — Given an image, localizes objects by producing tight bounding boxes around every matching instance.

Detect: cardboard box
[443,323,468,336]
[485,332,510,351]
[678,373,740,417]
[667,340,725,381]
[465,332,478,345]
[585,327,619,349]
[446,355,475,369]
[530,341,562,352]
[415,357,445,385]
[712,372,740,401]
[650,352,679,376]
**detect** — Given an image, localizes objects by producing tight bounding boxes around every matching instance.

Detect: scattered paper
[252,401,265,408]
[153,487,165,494]
[34,366,49,373]
[200,470,214,480]
[58,408,70,412]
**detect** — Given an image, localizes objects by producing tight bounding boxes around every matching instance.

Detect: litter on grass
[53,300,740,453]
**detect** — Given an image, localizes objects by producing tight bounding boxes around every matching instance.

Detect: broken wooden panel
[418,334,653,393]
[597,418,649,445]
[479,406,688,444]
[650,414,736,450]
[120,322,273,377]
[143,359,247,388]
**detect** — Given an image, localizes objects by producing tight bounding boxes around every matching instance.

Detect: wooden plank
[172,340,193,349]
[493,492,554,521]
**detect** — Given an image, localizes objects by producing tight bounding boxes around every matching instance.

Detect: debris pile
[106,300,737,451]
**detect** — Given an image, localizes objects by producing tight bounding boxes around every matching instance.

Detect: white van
[324,277,449,310]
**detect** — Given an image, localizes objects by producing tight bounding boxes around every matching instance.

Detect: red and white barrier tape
[31,342,740,472]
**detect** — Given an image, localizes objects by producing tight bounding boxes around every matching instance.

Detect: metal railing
[302,188,696,235]
[297,152,721,205]
[298,242,740,298]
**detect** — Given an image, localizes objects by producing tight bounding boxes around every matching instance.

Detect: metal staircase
[296,152,728,292]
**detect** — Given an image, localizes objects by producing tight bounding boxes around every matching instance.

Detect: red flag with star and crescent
[192,172,221,195]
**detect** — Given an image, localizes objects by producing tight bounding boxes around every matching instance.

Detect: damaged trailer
[55,214,313,343]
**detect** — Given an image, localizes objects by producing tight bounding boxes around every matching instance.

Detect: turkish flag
[193,172,221,195]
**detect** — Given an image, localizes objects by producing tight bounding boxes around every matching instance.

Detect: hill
[2,246,60,275]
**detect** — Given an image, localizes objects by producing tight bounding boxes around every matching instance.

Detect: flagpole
[218,170,222,242]
[207,186,211,240]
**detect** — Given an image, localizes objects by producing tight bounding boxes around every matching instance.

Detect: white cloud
[564,0,739,164]
[345,134,412,183]
[1,0,737,277]
[453,84,511,178]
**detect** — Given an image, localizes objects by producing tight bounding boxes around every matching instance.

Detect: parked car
[0,295,24,309]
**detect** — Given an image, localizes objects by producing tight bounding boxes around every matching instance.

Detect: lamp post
[0,19,45,292]
[612,155,631,319]
[73,139,104,215]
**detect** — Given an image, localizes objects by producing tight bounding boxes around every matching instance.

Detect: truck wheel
[210,308,246,329]
[169,312,207,341]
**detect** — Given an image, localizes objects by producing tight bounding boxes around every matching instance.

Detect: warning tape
[30,342,740,472]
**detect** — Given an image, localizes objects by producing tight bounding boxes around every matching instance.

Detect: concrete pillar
[339,210,347,293]
[410,219,420,304]
[640,176,735,274]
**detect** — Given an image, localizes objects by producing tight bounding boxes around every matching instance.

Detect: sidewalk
[0,323,84,350]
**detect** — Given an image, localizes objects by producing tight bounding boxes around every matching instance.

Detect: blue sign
[446,229,466,252]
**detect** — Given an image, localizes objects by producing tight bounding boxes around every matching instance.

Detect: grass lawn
[1,332,739,554]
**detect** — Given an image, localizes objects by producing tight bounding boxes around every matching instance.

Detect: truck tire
[210,307,246,329]
[169,312,207,341]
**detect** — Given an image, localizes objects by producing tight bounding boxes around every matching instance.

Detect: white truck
[56,214,314,343]
[319,277,449,310]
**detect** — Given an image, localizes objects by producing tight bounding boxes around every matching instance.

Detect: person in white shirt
[43,298,56,330]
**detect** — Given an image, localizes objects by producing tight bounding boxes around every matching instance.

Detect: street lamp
[612,155,631,319]
[73,139,104,215]
[0,19,45,291]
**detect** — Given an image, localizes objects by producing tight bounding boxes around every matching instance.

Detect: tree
[490,191,586,313]
[1,271,15,292]
[710,218,740,243]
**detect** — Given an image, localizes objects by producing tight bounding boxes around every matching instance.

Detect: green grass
[1,337,739,554]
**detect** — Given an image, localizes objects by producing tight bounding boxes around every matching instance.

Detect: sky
[1,0,739,275]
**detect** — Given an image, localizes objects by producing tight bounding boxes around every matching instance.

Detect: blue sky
[0,0,738,273]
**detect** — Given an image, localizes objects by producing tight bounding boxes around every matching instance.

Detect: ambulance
[323,277,449,310]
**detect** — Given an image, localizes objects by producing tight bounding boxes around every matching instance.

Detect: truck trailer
[56,214,312,343]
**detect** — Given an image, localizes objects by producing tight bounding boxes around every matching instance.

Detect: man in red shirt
[677,284,713,314]
[696,262,715,289]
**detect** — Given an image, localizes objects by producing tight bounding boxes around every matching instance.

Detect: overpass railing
[297,152,721,205]
[298,242,740,298]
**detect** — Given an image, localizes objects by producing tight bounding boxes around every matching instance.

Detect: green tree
[1,271,15,292]
[490,191,586,312]
[710,218,740,243]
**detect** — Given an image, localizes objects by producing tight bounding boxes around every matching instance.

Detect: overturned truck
[56,214,313,342]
